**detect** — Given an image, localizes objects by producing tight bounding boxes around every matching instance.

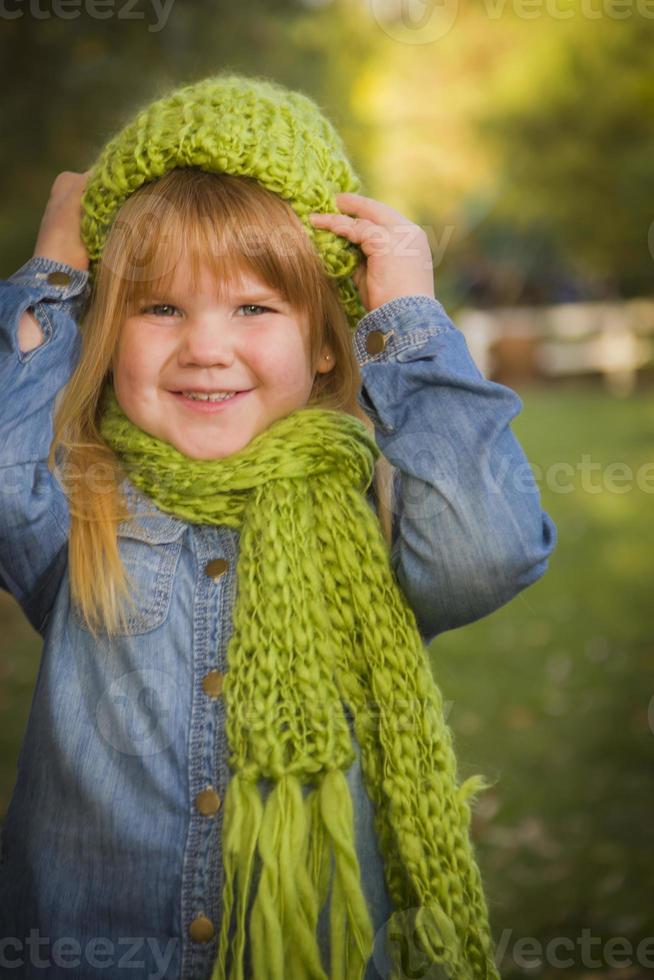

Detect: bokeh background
[1,1,653,977]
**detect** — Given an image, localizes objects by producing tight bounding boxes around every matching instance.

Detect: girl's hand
[17,170,91,353]
[309,192,435,313]
[32,170,92,272]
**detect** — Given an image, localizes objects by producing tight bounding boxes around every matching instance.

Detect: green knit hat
[79,72,368,330]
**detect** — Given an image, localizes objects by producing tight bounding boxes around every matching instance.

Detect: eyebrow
[142,291,286,305]
[230,291,285,303]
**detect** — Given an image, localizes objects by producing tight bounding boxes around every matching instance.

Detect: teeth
[181,391,237,402]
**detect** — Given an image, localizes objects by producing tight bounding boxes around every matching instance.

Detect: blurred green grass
[433,386,654,977]
[1,386,653,977]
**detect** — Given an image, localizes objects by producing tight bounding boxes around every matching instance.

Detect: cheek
[115,332,158,389]
[246,331,312,391]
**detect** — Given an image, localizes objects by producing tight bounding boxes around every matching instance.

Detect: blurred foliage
[0,0,378,272]
[339,0,654,306]
[433,386,654,976]
[1,0,653,305]
[476,10,654,301]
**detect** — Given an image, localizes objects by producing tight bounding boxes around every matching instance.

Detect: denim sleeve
[0,256,89,633]
[354,295,557,644]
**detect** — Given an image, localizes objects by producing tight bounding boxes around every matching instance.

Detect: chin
[175,440,247,462]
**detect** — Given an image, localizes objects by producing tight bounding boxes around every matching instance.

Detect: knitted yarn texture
[79,72,368,330]
[98,381,500,980]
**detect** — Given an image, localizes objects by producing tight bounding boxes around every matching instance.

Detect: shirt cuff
[353,295,455,366]
[8,255,90,303]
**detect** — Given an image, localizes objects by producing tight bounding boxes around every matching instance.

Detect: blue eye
[239,304,273,316]
[141,304,178,317]
[140,303,274,317]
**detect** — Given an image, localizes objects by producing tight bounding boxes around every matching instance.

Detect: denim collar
[118,478,188,544]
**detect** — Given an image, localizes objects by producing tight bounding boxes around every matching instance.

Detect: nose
[176,315,236,367]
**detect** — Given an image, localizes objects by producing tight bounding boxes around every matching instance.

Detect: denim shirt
[0,256,556,979]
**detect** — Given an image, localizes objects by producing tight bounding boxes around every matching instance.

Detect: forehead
[153,255,280,300]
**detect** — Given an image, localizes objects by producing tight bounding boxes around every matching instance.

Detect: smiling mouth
[176,391,238,401]
[170,389,252,412]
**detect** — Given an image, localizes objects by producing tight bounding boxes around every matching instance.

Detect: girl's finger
[309,212,389,252]
[333,191,410,227]
[351,262,364,285]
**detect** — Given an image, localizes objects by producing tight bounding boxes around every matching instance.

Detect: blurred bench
[457,300,654,395]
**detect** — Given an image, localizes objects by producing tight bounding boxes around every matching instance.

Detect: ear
[316,348,335,374]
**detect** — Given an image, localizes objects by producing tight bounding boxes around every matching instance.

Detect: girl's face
[111,257,333,460]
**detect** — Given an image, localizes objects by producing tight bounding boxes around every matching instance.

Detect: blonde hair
[48,167,396,638]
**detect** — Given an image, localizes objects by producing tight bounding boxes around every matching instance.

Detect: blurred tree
[0,0,350,272]
[2,0,652,304]
[477,10,654,300]
[338,0,654,305]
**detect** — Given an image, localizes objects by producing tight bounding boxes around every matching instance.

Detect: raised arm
[309,192,556,644]
[354,294,557,643]
[0,171,91,633]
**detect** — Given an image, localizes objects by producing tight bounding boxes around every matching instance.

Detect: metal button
[202,670,225,699]
[46,271,72,287]
[188,914,215,943]
[205,557,228,580]
[195,786,222,816]
[365,330,388,355]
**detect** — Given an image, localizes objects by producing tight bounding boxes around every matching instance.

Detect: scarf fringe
[320,769,375,979]
[212,773,263,980]
[212,769,375,980]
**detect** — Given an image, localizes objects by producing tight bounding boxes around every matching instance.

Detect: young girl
[0,74,556,980]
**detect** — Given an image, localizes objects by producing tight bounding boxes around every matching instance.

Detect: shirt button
[46,271,72,287]
[205,557,229,580]
[188,914,215,943]
[365,330,388,355]
[195,786,222,816]
[202,670,225,698]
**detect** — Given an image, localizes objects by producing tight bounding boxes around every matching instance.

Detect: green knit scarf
[98,381,500,980]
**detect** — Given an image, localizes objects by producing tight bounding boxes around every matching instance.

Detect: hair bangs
[104,168,320,322]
